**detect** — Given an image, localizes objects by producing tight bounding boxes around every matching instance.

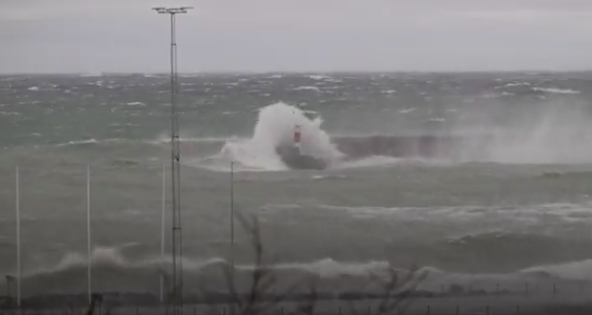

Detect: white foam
[0,111,21,116]
[48,246,127,273]
[126,101,145,106]
[532,87,580,94]
[398,108,416,114]
[311,174,348,180]
[27,86,39,91]
[55,138,98,147]
[206,102,343,171]
[307,75,331,80]
[19,243,592,288]
[261,202,592,224]
[293,86,321,92]
[520,259,592,281]
[500,82,531,88]
[274,258,389,278]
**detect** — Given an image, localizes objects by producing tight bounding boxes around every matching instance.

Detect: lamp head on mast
[152,7,193,14]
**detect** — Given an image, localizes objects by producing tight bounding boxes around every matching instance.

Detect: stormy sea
[2,72,592,313]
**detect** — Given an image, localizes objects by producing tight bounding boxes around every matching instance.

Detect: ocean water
[1,72,592,297]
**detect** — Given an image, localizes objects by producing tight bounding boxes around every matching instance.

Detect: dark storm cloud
[2,0,592,73]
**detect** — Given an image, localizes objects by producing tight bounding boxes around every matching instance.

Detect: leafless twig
[200,209,425,315]
[200,211,311,315]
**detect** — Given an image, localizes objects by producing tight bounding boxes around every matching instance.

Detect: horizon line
[3,69,592,76]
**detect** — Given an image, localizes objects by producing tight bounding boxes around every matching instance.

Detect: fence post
[516,305,520,314]
[426,305,430,315]
[486,305,490,315]
[456,305,459,315]
[339,306,342,315]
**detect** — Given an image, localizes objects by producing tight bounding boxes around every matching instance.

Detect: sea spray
[479,101,592,164]
[219,102,343,171]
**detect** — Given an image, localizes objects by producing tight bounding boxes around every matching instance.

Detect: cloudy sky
[2,0,592,73]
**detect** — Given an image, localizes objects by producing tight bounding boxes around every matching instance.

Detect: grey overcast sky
[2,0,592,73]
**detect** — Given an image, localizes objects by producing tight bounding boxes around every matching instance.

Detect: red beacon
[293,125,302,153]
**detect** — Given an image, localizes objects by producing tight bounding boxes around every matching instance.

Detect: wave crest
[211,102,344,171]
[7,248,592,297]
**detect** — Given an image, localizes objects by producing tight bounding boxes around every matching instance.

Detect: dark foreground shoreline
[2,288,591,314]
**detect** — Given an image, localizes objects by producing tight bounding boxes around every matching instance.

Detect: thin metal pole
[87,165,92,303]
[160,164,166,303]
[15,166,20,307]
[230,161,234,284]
[5,276,11,312]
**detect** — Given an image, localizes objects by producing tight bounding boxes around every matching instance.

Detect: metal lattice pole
[152,6,193,314]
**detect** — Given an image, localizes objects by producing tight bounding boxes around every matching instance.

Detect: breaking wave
[6,246,592,297]
[193,102,446,172]
[201,102,346,171]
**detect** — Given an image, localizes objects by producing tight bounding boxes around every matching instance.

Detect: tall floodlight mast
[152,6,193,314]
